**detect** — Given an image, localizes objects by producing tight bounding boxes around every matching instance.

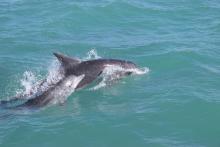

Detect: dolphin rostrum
[53,52,145,89]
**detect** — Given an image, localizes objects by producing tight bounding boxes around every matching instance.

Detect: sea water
[0,0,220,146]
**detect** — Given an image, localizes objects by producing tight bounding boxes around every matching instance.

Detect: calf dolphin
[53,52,145,89]
[1,75,84,109]
[17,74,84,108]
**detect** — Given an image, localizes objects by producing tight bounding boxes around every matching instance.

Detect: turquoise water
[1,0,220,146]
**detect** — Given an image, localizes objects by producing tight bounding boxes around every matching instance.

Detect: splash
[14,60,64,100]
[41,60,64,90]
[19,71,37,96]
[83,49,101,60]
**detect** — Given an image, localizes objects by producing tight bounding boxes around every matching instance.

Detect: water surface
[0,0,220,146]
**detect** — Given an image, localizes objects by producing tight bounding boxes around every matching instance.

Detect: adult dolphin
[53,52,146,89]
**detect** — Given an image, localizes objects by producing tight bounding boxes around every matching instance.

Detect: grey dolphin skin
[53,52,141,89]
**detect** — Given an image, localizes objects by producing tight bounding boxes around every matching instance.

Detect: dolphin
[53,52,145,89]
[0,52,145,108]
[18,74,84,108]
[1,74,84,109]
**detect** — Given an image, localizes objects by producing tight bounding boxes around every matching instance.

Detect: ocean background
[0,0,220,146]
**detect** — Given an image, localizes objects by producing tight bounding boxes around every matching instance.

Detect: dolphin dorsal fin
[53,52,81,67]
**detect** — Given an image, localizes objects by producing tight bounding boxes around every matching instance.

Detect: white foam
[41,60,64,89]
[130,67,150,75]
[19,71,37,96]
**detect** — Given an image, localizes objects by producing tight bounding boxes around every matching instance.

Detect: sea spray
[14,60,64,100]
[83,49,101,60]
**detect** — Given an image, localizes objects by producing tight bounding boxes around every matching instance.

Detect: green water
[0,0,220,146]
